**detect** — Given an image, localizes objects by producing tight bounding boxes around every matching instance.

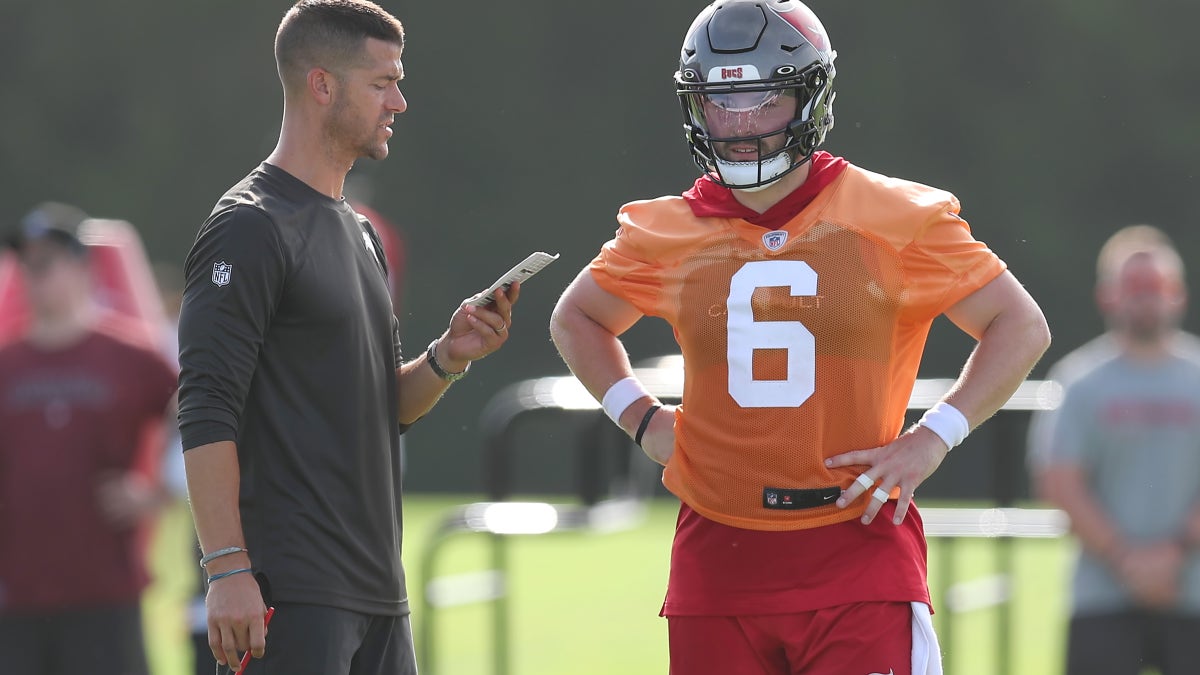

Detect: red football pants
[667,601,913,675]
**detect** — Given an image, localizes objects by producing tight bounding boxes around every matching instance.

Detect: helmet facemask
[675,0,837,191]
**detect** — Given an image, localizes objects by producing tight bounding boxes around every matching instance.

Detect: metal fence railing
[922,506,1068,674]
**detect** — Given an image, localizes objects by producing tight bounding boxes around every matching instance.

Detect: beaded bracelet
[207,567,254,585]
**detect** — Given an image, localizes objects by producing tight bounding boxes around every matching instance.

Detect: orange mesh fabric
[590,164,1005,531]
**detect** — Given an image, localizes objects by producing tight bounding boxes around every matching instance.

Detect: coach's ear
[308,67,336,106]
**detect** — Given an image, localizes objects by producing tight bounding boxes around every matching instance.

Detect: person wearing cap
[4,202,90,257]
[0,203,179,675]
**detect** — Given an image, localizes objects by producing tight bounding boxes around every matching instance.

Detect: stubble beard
[328,101,388,162]
[1119,314,1179,345]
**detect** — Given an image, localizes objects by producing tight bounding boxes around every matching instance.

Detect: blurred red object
[0,249,26,344]
[353,203,406,308]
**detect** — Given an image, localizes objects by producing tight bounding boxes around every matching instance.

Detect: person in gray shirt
[177,2,519,673]
[1029,224,1200,675]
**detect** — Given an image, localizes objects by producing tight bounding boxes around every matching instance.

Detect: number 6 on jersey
[727,260,817,408]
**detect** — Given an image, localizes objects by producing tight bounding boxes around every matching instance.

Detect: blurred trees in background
[4,0,1197,492]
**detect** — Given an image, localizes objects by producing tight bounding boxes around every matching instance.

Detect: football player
[550,1,1050,673]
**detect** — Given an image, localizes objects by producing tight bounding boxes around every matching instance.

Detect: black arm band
[634,404,662,448]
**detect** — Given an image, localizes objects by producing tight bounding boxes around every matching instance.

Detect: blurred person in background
[151,260,189,506]
[176,1,518,673]
[549,1,1050,673]
[0,203,178,675]
[1029,224,1200,675]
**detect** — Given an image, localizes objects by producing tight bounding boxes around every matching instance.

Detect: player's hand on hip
[824,426,950,526]
[205,570,268,670]
[445,282,521,364]
[639,404,677,466]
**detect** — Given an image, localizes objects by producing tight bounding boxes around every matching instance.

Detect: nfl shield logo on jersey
[211,261,232,287]
[765,491,778,506]
[762,230,788,251]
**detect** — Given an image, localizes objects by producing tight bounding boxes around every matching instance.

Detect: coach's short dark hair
[275,0,405,88]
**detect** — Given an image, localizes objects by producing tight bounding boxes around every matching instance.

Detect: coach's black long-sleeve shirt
[178,163,408,616]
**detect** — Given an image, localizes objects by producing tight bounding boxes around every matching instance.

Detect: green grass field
[143,496,1076,675]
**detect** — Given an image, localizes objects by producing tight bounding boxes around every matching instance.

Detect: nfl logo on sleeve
[212,261,232,287]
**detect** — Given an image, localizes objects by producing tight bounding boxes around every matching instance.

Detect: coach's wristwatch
[426,338,469,382]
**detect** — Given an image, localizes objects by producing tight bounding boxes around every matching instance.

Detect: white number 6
[727,260,816,407]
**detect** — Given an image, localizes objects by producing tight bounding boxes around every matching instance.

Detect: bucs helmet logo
[211,261,232,287]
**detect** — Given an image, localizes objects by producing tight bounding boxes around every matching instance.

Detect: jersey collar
[682,151,848,231]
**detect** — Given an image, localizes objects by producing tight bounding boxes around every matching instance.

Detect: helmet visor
[688,89,797,142]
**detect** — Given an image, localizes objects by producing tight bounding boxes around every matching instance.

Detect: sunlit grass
[144,496,1074,675]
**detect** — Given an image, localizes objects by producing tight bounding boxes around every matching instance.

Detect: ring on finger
[854,474,874,491]
[871,487,890,502]
[495,323,507,333]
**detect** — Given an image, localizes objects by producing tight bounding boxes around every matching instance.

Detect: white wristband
[601,376,651,425]
[918,401,970,450]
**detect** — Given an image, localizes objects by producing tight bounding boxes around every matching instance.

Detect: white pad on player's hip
[911,601,944,675]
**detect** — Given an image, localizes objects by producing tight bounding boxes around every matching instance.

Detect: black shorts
[225,602,417,675]
[0,602,148,675]
[1067,610,1200,675]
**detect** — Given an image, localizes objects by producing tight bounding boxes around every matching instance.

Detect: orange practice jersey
[590,164,1005,531]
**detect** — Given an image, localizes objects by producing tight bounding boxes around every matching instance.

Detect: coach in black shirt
[176,2,517,673]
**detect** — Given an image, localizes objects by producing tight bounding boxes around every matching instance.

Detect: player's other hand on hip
[823,426,950,526]
[639,404,677,466]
